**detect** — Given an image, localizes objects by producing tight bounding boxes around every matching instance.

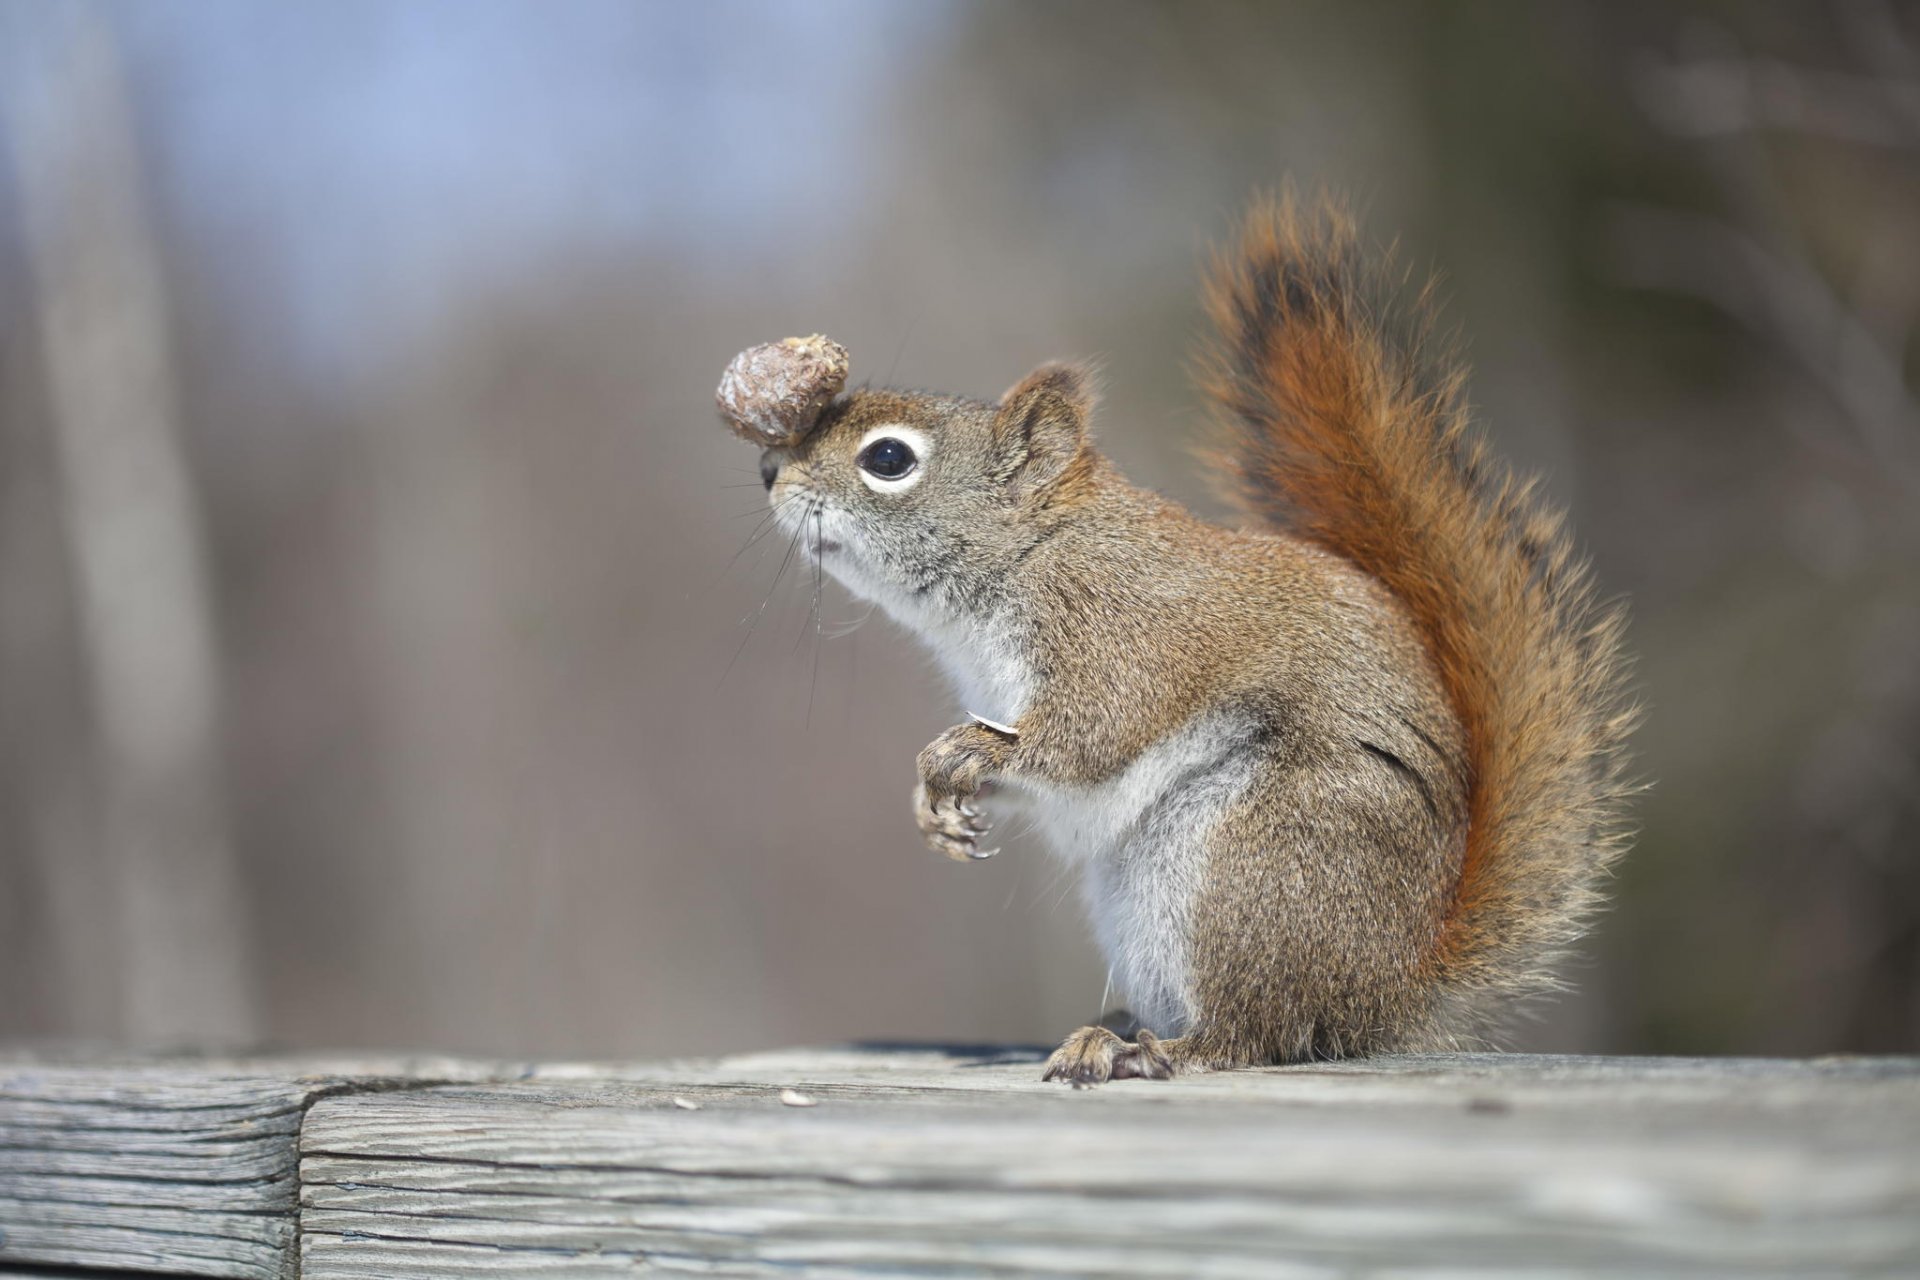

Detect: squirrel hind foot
[1040,1026,1176,1085]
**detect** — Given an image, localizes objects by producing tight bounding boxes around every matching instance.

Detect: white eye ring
[856,425,929,493]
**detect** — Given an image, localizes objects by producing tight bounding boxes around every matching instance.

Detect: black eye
[857,436,918,480]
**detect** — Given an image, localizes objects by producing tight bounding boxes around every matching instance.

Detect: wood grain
[4,1047,1916,1278]
[0,1054,512,1279]
[300,1047,1920,1278]
[0,1067,312,1279]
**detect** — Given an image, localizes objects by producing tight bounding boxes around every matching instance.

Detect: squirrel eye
[857,436,917,481]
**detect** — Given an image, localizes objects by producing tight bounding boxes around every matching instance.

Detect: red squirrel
[715,194,1636,1082]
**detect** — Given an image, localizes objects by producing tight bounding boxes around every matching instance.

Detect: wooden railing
[2,1046,1917,1277]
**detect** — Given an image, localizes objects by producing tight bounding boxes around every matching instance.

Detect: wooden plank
[0,1068,310,1279]
[299,1047,1920,1278]
[5,1047,1916,1276]
[0,1055,515,1279]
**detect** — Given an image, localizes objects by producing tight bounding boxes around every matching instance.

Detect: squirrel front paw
[913,722,1011,862]
[912,778,991,861]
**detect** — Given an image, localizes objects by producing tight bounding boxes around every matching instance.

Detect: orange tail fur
[1197,191,1638,1026]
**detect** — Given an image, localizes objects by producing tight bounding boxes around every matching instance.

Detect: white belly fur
[865,582,1246,1036]
[1016,714,1258,1035]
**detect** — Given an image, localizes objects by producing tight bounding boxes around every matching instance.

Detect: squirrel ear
[992,362,1095,494]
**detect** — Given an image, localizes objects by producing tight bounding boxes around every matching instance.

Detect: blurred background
[1,0,1915,1060]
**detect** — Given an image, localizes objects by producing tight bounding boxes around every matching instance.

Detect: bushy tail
[1196,192,1638,1025]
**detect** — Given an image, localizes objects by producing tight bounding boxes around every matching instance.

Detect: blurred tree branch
[5,7,256,1043]
[1631,0,1920,150]
[1610,1,1920,1051]
[1606,205,1918,481]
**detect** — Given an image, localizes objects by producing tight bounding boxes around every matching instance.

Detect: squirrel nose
[759,451,781,492]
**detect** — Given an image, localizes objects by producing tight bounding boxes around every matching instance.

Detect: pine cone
[715,334,850,448]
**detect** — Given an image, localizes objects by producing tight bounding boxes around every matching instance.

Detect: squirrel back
[1196,193,1638,1027]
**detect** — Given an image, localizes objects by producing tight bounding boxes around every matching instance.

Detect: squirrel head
[753,359,1100,622]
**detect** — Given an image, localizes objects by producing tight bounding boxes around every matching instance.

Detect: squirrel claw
[1042,1026,1174,1084]
[1042,1026,1124,1085]
[913,779,991,861]
[1111,1029,1175,1080]
[927,833,977,861]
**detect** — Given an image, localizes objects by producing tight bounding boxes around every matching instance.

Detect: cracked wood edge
[297,1048,1920,1279]
[2,1048,1916,1277]
[0,1056,525,1280]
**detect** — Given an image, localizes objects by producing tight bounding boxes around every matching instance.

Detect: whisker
[843,615,860,735]
[795,507,821,655]
[717,513,783,573]
[709,493,808,591]
[822,602,878,639]
[729,491,808,522]
[885,306,924,385]
[716,507,809,691]
[804,506,824,726]
[1040,859,1077,916]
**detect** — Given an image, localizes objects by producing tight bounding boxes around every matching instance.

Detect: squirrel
[717,193,1636,1082]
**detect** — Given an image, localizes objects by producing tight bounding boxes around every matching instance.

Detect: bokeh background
[2,0,1915,1060]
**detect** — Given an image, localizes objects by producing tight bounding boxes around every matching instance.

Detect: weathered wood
[4,1048,1917,1278]
[299,1047,1920,1278]
[0,1055,516,1279]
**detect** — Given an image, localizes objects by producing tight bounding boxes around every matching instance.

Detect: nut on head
[715,334,850,448]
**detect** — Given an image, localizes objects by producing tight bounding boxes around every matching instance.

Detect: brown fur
[744,193,1635,1081]
[1194,192,1638,1037]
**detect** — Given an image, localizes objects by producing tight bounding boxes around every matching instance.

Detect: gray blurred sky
[89,2,949,382]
